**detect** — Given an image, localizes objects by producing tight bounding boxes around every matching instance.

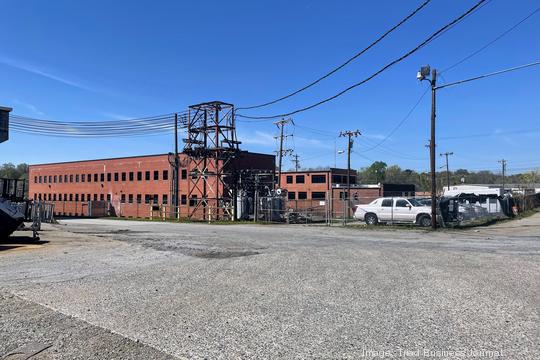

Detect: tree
[0,163,28,179]
[358,161,387,183]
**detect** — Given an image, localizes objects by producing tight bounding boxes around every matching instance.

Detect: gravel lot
[1,215,539,359]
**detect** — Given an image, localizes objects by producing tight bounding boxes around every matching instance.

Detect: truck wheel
[418,215,431,227]
[365,213,378,225]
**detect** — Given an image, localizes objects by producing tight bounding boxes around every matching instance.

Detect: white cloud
[0,55,103,94]
[12,99,45,116]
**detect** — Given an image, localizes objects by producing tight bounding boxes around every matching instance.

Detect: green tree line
[0,163,28,180]
[357,161,540,192]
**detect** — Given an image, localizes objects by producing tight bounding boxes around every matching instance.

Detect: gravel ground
[1,215,539,359]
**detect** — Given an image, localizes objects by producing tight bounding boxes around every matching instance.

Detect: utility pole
[274,118,294,188]
[291,154,300,172]
[498,159,507,194]
[339,130,361,223]
[173,113,179,218]
[440,151,454,191]
[418,65,438,229]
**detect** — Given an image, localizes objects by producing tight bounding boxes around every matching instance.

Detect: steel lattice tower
[183,101,240,220]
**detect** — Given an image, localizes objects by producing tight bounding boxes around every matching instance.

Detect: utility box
[0,106,12,144]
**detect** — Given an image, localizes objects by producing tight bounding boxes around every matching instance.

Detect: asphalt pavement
[1,215,538,359]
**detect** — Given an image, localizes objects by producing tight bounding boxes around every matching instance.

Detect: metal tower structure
[183,101,240,220]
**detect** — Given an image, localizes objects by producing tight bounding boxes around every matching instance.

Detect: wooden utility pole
[291,154,300,172]
[274,118,294,188]
[339,130,361,223]
[440,151,454,190]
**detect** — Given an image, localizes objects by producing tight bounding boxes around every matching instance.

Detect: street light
[417,64,438,230]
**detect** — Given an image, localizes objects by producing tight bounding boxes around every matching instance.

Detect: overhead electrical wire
[9,112,187,138]
[237,0,433,111]
[435,60,540,90]
[441,5,540,74]
[237,0,488,120]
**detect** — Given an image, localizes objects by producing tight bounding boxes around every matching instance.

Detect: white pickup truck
[354,197,432,227]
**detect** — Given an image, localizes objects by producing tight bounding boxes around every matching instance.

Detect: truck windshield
[408,198,423,207]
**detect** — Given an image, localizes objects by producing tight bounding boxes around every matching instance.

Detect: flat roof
[281,168,355,174]
[29,150,273,167]
[0,106,13,112]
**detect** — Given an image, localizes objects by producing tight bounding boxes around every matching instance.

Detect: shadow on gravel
[190,249,260,259]
[0,236,49,252]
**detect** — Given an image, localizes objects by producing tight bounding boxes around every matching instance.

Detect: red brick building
[28,151,274,218]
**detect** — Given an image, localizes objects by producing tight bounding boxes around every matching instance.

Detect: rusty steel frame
[183,101,240,220]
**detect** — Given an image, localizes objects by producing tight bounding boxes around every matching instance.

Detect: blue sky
[1,0,539,174]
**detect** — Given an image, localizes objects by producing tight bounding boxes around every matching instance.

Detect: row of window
[287,191,326,200]
[33,192,200,206]
[287,191,360,200]
[33,169,191,184]
[284,174,357,185]
[34,192,169,204]
[285,174,326,185]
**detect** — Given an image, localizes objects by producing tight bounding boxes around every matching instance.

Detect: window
[63,175,67,183]
[75,194,79,201]
[81,174,85,182]
[87,194,90,201]
[181,194,187,205]
[100,194,104,201]
[107,173,111,182]
[129,172,134,181]
[39,176,42,183]
[69,194,73,201]
[136,194,142,204]
[81,194,85,202]
[382,199,393,207]
[48,176,52,183]
[121,194,126,203]
[94,194,98,201]
[137,171,142,181]
[162,194,168,205]
[75,175,79,183]
[154,170,159,181]
[396,199,409,207]
[53,194,57,201]
[34,176,37,183]
[54,175,57,183]
[100,173,104,182]
[145,194,150,204]
[64,194,68,201]
[312,192,326,200]
[286,175,293,184]
[181,169,187,180]
[298,192,307,200]
[312,175,326,184]
[94,174,98,182]
[128,194,133,204]
[189,195,197,206]
[87,174,91,182]
[296,175,305,184]
[114,172,119,181]
[145,171,151,181]
[332,175,344,184]
[107,194,111,202]
[48,193,51,201]
[288,191,296,200]
[153,194,158,204]
[162,170,168,180]
[59,176,63,183]
[69,175,73,183]
[122,172,126,181]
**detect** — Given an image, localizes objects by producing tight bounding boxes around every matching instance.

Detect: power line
[237,0,433,110]
[436,60,540,90]
[237,0,488,120]
[441,5,540,74]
